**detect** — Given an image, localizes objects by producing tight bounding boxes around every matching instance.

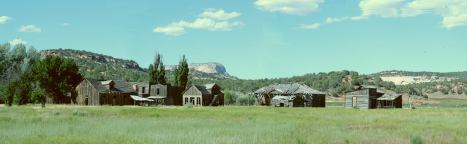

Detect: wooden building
[182,83,224,106]
[377,94,403,108]
[130,82,150,97]
[345,86,402,109]
[75,79,137,106]
[131,83,183,106]
[254,83,326,107]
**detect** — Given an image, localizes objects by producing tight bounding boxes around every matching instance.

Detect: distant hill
[40,49,238,82]
[374,70,467,85]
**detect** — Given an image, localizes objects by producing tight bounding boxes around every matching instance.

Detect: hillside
[374,70,465,85]
[375,70,467,97]
[40,49,238,81]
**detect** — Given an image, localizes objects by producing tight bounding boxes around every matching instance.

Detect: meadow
[0,105,466,144]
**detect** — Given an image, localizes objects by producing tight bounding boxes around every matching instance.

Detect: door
[352,97,357,108]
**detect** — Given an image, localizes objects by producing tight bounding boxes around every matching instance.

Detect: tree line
[0,43,82,107]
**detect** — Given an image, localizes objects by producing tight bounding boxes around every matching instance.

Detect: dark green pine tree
[178,55,189,89]
[158,61,167,85]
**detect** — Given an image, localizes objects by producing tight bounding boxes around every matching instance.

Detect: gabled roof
[204,83,218,90]
[194,85,211,95]
[85,79,136,93]
[87,79,108,93]
[254,83,325,95]
[377,94,402,101]
[113,80,136,93]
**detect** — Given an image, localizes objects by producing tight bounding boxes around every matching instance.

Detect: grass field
[0,105,466,144]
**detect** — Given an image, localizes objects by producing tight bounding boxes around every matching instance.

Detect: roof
[254,83,325,95]
[101,80,113,85]
[194,85,211,95]
[147,96,166,99]
[113,80,137,93]
[87,79,108,93]
[356,85,385,94]
[86,79,136,93]
[129,82,149,86]
[204,83,217,89]
[377,94,402,101]
[130,95,154,101]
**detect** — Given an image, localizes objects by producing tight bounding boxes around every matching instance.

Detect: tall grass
[0,106,466,144]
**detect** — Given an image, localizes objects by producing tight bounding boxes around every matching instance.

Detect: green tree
[0,44,39,106]
[149,53,167,85]
[173,55,189,88]
[33,55,83,104]
[148,64,155,84]
[158,61,167,85]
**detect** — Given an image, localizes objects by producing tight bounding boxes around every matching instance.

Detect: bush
[224,90,238,105]
[237,97,255,106]
[411,135,423,144]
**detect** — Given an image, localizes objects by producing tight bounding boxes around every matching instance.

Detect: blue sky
[1,0,467,79]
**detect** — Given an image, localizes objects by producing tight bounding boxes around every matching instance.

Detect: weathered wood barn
[254,83,326,107]
[75,79,137,106]
[345,86,402,109]
[182,83,224,106]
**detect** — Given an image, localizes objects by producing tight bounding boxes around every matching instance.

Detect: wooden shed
[254,83,326,107]
[75,79,137,106]
[345,86,402,109]
[182,83,224,106]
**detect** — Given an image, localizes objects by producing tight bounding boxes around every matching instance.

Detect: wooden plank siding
[345,88,384,109]
[75,79,100,106]
[183,86,204,106]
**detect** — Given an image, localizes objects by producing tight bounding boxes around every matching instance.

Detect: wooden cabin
[75,79,137,106]
[254,83,326,107]
[345,86,402,109]
[182,83,224,106]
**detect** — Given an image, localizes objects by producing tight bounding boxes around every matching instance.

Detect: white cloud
[19,25,42,32]
[303,0,467,30]
[0,16,12,24]
[359,0,407,18]
[255,0,324,15]
[154,9,242,36]
[406,0,467,29]
[199,9,241,20]
[62,22,72,26]
[153,24,185,36]
[299,23,320,29]
[9,38,27,46]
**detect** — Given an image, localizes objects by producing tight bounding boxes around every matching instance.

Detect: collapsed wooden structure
[254,83,326,107]
[345,85,402,109]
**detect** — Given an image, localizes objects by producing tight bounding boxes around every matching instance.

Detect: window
[142,87,146,93]
[184,97,188,104]
[190,97,195,105]
[196,97,201,105]
[157,88,160,95]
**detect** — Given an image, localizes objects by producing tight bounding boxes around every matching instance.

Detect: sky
[1,0,467,79]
